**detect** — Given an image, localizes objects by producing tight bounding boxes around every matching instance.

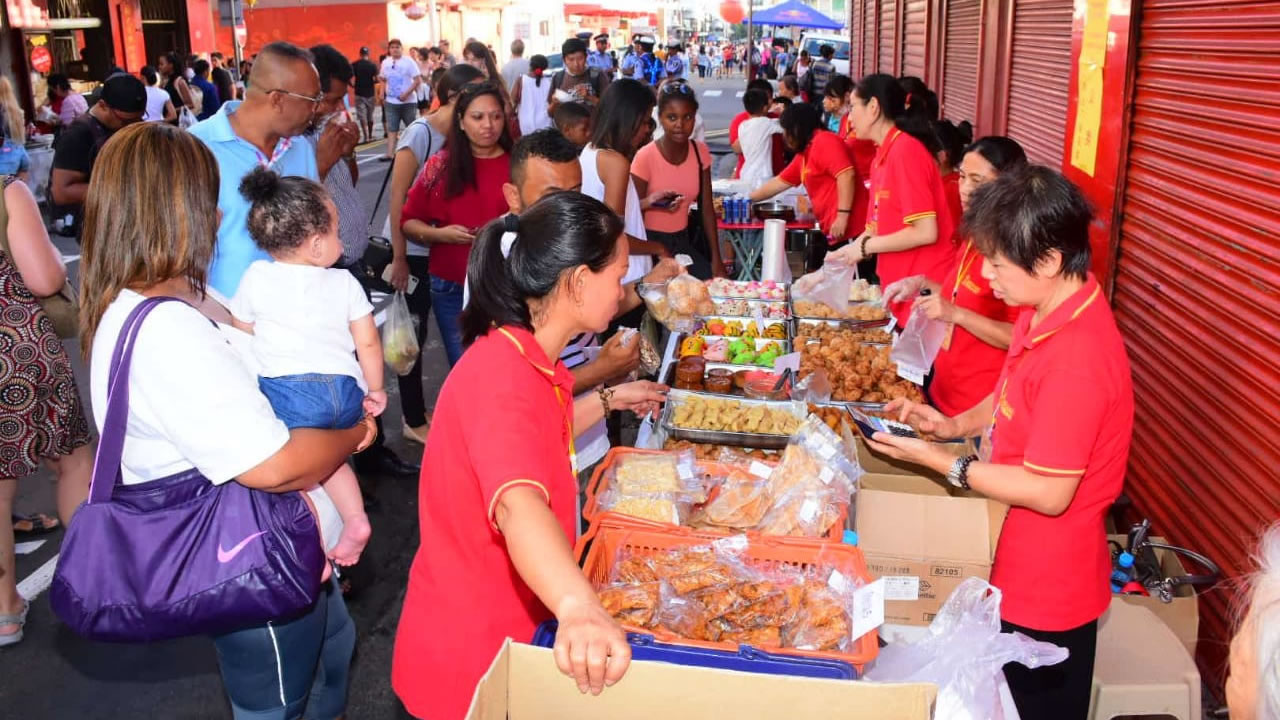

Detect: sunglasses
[660,82,695,96]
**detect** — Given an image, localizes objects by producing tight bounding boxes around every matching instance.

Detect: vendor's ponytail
[855,73,940,155]
[461,191,625,346]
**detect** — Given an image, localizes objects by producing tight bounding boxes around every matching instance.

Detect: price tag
[883,576,920,601]
[850,577,886,640]
[799,498,820,524]
[819,466,835,485]
[749,460,773,479]
[817,442,837,460]
[827,569,850,593]
[897,362,927,385]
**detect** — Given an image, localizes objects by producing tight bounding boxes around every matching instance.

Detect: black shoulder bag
[356,127,432,292]
[683,141,714,279]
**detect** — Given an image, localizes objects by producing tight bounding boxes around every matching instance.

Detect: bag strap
[368,152,395,232]
[691,140,704,199]
[88,296,183,504]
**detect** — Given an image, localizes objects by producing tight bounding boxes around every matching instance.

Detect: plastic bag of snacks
[382,291,420,376]
[688,450,775,531]
[597,451,705,524]
[639,274,717,332]
[784,564,863,652]
[755,415,862,537]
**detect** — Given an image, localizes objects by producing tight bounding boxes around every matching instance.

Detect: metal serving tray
[696,316,792,341]
[710,298,793,320]
[661,390,806,448]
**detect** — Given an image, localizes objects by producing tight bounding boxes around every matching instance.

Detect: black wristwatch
[946,454,979,490]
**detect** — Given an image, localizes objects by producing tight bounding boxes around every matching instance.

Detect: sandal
[0,599,29,647]
[12,512,59,539]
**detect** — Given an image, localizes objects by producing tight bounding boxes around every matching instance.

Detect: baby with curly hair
[230,166,382,566]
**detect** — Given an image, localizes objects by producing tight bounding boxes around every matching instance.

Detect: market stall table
[719,218,814,280]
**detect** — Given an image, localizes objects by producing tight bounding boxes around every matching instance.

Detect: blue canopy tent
[741,0,844,30]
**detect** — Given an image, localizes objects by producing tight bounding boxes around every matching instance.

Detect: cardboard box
[466,640,937,720]
[1108,533,1200,658]
[854,436,974,479]
[856,473,1008,626]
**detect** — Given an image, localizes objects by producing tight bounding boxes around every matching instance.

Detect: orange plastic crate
[582,447,847,541]
[579,523,879,671]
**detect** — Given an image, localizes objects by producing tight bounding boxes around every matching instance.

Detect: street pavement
[0,75,753,718]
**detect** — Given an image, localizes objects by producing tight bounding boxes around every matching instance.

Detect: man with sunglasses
[190,41,332,298]
[50,73,146,241]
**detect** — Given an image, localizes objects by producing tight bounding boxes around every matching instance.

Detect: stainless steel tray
[705,278,789,300]
[661,390,805,448]
[679,335,792,363]
[710,298,793,319]
[663,361,782,398]
[695,316,791,341]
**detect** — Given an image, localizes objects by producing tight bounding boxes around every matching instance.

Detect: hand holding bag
[51,297,327,642]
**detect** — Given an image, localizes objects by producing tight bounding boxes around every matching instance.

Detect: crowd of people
[0,30,1274,720]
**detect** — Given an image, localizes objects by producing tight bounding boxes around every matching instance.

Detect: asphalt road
[0,76,752,718]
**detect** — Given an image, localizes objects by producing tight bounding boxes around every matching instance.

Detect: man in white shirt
[378,39,420,162]
[501,39,529,92]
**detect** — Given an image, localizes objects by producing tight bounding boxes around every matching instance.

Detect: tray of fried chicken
[584,529,879,669]
[799,335,926,405]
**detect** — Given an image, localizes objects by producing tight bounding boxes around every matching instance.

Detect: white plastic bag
[178,106,198,129]
[866,578,1069,720]
[890,290,948,385]
[792,257,855,316]
[382,291,420,376]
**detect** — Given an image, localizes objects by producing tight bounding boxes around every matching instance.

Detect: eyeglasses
[268,88,324,106]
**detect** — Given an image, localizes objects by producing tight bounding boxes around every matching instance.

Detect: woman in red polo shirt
[829,74,955,325]
[401,81,512,367]
[881,136,1028,417]
[748,102,855,272]
[866,166,1134,720]
[392,192,668,720]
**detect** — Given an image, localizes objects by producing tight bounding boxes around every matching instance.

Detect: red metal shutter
[1005,0,1072,165]
[1111,0,1280,685]
[902,0,928,78]
[863,0,879,75]
[941,0,980,123]
[879,0,897,73]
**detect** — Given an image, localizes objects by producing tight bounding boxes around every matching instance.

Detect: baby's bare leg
[320,464,372,566]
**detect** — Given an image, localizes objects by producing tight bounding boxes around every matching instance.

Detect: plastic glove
[882,275,928,304]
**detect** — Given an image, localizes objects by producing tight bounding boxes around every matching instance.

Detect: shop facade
[848,0,1280,694]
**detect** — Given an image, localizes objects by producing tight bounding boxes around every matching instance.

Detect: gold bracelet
[597,386,613,416]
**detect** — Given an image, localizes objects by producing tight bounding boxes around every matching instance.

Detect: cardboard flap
[858,488,994,564]
[479,642,936,720]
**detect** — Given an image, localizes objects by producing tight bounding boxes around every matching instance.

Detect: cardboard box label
[883,576,920,602]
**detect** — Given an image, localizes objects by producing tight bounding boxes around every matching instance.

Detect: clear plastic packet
[598,487,690,524]
[792,257,855,317]
[382,291,420,376]
[891,296,949,384]
[791,367,833,403]
[754,416,862,537]
[598,580,662,628]
[639,274,717,333]
[784,567,860,652]
[689,456,774,531]
[612,450,702,496]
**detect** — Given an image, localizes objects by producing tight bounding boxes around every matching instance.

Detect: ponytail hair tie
[905,92,913,107]
[500,214,520,259]
[533,67,544,78]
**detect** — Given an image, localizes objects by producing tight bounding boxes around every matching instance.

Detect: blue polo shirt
[189,101,318,298]
[587,50,613,73]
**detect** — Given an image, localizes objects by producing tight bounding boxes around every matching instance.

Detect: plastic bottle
[1110,552,1135,593]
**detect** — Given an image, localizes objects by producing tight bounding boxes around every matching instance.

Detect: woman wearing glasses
[401,82,512,366]
[631,81,726,279]
[880,136,1027,418]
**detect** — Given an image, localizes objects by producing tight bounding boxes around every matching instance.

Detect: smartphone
[652,193,683,209]
[848,408,921,441]
[382,265,420,295]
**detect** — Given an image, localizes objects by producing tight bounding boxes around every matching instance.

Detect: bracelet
[860,235,874,258]
[597,386,614,416]
[836,209,851,214]
[837,208,852,212]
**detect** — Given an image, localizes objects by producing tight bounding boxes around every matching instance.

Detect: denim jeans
[258,374,364,430]
[212,578,355,720]
[429,275,465,367]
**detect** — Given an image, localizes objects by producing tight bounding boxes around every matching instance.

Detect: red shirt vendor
[864,165,1133,720]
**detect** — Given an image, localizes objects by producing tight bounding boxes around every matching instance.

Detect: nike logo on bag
[217,531,267,563]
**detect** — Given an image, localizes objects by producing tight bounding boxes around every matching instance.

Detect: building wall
[242,1,389,62]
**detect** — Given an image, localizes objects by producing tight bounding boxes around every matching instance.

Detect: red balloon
[720,0,745,24]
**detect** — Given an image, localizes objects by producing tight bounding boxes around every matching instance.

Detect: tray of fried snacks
[592,449,707,525]
[583,528,879,670]
[694,316,789,340]
[799,338,926,405]
[662,390,807,448]
[746,415,861,538]
[639,274,716,332]
[792,299,890,324]
[794,321,893,345]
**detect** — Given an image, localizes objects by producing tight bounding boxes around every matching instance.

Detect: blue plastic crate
[531,620,856,680]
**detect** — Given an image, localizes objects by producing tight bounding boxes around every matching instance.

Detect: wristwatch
[946,454,979,490]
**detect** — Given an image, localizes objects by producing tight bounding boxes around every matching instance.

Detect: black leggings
[1000,618,1098,720]
[398,255,433,428]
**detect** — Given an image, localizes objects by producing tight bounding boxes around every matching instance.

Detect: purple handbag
[50,297,326,642]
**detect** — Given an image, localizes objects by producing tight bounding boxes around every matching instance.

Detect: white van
[797,32,851,76]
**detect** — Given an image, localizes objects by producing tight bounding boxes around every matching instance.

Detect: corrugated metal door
[1111,0,1280,683]
[902,0,928,78]
[879,0,898,74]
[941,0,980,123]
[1004,0,1072,165]
[863,0,879,75]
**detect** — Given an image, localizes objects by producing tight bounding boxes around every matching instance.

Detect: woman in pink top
[631,81,726,279]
